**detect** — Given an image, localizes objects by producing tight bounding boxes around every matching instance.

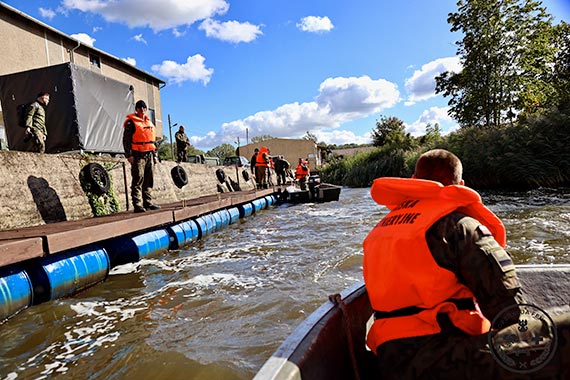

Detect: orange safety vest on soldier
[295,160,309,179]
[256,147,270,167]
[123,113,156,152]
[363,177,506,354]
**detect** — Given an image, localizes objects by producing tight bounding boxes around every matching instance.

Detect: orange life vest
[124,113,156,152]
[295,160,309,178]
[256,147,270,167]
[363,177,506,354]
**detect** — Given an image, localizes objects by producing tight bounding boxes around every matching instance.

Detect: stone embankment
[0,151,256,231]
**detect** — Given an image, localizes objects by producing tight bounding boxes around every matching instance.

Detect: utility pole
[246,128,249,144]
[235,136,241,186]
[168,114,177,161]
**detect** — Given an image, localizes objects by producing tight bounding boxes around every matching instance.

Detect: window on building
[90,54,101,68]
[148,108,156,125]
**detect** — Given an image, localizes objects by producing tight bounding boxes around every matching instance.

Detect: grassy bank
[321,111,570,190]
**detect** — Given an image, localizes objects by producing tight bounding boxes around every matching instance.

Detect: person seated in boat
[363,149,569,380]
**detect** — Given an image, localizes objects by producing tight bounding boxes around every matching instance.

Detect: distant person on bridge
[295,158,310,190]
[362,149,569,380]
[274,155,290,186]
[123,100,161,213]
[175,125,190,163]
[23,91,50,153]
[255,146,270,189]
[250,148,259,181]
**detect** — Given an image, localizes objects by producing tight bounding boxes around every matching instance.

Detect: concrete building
[0,2,165,148]
[239,138,321,169]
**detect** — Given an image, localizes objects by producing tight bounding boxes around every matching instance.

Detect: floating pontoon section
[0,195,276,321]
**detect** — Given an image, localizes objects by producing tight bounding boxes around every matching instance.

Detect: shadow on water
[27,175,67,223]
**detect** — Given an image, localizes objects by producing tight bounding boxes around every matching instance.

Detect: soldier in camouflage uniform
[24,92,50,153]
[363,149,569,380]
[174,125,189,163]
[122,100,160,213]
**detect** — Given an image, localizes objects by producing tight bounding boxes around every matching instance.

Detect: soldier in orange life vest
[122,100,161,213]
[295,158,310,190]
[363,149,569,379]
[255,146,270,189]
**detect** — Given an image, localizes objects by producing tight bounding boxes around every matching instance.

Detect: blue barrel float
[212,212,223,232]
[238,202,253,218]
[167,222,186,250]
[214,209,230,229]
[264,195,276,207]
[227,207,240,224]
[0,266,33,320]
[132,229,170,260]
[202,214,217,235]
[178,220,200,247]
[194,214,216,238]
[104,229,170,268]
[252,198,266,213]
[25,246,110,303]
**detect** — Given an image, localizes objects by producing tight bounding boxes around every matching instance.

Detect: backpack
[17,102,33,128]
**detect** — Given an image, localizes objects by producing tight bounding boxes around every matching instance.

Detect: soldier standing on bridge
[123,100,161,213]
[175,125,190,163]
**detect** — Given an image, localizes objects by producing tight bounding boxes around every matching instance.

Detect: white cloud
[296,16,334,33]
[172,28,186,37]
[122,57,137,66]
[199,19,263,43]
[313,129,372,146]
[39,7,56,20]
[92,26,102,33]
[316,76,400,118]
[405,106,458,136]
[404,57,462,105]
[70,33,96,46]
[133,34,147,44]
[151,55,214,85]
[189,75,400,148]
[61,0,230,31]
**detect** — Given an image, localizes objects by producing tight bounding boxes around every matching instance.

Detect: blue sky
[4,0,570,151]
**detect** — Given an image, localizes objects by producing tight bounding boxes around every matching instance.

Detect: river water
[1,187,569,380]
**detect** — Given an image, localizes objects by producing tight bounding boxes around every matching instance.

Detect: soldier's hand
[127,156,134,165]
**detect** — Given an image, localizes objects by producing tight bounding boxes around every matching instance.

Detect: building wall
[0,4,164,141]
[240,138,321,169]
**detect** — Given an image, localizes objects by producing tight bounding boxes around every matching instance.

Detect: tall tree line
[435,0,569,128]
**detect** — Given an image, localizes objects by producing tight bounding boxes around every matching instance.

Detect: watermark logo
[488,303,557,373]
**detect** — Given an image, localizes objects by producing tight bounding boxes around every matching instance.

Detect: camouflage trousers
[130,151,155,208]
[177,148,187,163]
[31,129,46,153]
[256,166,268,188]
[374,312,570,380]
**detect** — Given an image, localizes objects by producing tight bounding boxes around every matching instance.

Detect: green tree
[155,136,173,161]
[207,143,236,159]
[303,131,318,143]
[418,123,443,146]
[371,116,414,150]
[436,0,555,128]
[251,135,274,144]
[552,22,570,113]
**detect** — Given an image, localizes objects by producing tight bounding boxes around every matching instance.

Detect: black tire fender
[242,169,250,182]
[82,163,111,195]
[216,168,227,183]
[171,165,188,189]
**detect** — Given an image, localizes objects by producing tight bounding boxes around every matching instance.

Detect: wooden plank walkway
[0,188,278,267]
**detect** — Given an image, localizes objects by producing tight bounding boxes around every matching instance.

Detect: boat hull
[254,264,570,380]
